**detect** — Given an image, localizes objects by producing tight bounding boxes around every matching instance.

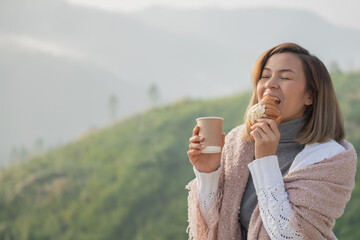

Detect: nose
[264,75,279,89]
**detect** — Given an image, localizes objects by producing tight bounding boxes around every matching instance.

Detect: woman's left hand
[250,118,280,159]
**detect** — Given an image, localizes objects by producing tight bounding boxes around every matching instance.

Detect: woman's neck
[278,117,304,143]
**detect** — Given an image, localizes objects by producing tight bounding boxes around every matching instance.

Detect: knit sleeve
[193,165,222,226]
[248,156,302,240]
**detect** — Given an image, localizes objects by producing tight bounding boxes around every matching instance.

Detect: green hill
[0,71,359,240]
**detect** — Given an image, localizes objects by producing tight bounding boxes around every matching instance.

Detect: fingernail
[201,145,206,148]
[199,137,204,140]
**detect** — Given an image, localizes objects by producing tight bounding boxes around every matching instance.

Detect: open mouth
[270,96,281,105]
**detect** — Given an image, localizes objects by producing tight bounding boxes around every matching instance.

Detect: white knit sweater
[194,140,345,240]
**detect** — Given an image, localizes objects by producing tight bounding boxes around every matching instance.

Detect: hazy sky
[66,0,360,31]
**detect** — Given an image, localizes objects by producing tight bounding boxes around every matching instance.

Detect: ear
[304,92,313,106]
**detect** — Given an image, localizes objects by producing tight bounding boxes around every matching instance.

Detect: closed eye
[280,77,291,80]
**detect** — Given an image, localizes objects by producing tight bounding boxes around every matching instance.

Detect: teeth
[271,96,280,103]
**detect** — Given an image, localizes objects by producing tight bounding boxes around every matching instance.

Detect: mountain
[0,42,147,166]
[1,0,360,167]
[0,70,359,239]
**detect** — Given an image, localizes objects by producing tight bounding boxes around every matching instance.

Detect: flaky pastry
[247,95,282,126]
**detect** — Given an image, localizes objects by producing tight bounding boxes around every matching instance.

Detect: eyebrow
[263,67,295,74]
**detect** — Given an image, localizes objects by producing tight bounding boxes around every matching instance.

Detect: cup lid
[196,116,224,121]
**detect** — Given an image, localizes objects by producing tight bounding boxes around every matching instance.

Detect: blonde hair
[242,43,345,144]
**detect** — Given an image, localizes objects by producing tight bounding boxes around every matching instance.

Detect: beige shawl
[186,125,357,240]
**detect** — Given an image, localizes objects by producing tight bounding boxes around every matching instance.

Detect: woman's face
[256,53,313,122]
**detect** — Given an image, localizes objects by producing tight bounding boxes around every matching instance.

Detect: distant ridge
[0,70,359,239]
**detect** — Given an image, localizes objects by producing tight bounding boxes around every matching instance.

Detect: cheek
[282,90,307,115]
[285,93,300,110]
[256,81,264,97]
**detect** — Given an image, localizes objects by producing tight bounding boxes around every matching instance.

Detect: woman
[186,43,357,240]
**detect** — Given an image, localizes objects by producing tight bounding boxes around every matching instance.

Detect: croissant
[247,95,282,126]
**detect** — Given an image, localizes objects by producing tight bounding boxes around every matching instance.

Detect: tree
[109,94,119,122]
[148,83,160,107]
[33,137,44,154]
[10,146,19,163]
[9,145,29,163]
[329,61,342,75]
[19,145,29,161]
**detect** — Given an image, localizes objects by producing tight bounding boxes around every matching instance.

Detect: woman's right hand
[187,125,225,173]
